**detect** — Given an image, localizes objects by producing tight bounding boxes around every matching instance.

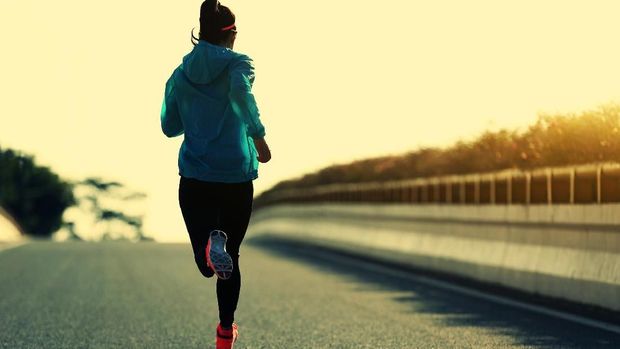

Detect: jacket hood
[182,40,235,84]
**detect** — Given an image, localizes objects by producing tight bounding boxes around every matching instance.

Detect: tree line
[0,147,148,240]
[264,103,620,194]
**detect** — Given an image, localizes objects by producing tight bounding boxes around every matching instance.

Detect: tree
[0,147,75,238]
[72,177,149,241]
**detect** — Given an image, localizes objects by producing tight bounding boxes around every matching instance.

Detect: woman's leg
[178,176,222,278]
[215,180,254,328]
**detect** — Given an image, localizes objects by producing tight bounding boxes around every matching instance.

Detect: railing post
[394,184,398,202]
[474,175,480,204]
[597,165,602,204]
[547,168,552,205]
[490,174,496,205]
[507,173,512,205]
[446,179,452,204]
[460,178,466,204]
[525,172,531,205]
[569,168,575,204]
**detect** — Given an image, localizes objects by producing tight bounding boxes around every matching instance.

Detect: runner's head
[192,0,237,48]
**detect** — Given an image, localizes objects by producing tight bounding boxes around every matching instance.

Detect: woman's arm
[228,56,266,139]
[160,73,184,138]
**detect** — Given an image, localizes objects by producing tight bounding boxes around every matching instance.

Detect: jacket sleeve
[160,73,184,138]
[229,56,266,139]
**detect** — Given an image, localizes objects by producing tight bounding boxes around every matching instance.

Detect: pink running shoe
[205,230,233,280]
[215,323,239,349]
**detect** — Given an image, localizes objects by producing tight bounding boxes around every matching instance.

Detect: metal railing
[255,162,620,208]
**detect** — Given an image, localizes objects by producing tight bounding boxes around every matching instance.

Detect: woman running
[160,1,271,347]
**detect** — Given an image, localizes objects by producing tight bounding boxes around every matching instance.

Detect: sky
[1,1,620,242]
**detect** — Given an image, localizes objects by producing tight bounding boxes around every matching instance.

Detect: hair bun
[201,0,219,14]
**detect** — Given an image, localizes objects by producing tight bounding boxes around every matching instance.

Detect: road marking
[0,241,28,253]
[302,245,620,335]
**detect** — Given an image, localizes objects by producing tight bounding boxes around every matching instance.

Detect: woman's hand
[253,137,271,163]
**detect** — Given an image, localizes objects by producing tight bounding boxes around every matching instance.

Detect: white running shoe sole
[206,230,233,280]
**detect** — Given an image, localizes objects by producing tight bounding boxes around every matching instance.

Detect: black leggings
[178,176,254,328]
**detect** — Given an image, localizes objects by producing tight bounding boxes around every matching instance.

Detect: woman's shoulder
[228,52,256,74]
[229,49,254,64]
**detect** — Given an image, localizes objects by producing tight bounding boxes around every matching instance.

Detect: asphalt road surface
[1,237,618,348]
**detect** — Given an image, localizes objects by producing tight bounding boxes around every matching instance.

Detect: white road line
[0,241,28,253]
[306,246,620,335]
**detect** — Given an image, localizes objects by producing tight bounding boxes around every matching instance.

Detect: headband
[221,23,236,31]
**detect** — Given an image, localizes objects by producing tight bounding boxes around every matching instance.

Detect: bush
[263,103,620,194]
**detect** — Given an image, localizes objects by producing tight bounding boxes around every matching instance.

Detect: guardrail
[250,203,620,311]
[256,162,620,208]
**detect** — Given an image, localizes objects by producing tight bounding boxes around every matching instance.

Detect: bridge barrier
[248,203,620,311]
[255,162,620,208]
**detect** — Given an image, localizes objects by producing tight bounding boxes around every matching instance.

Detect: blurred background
[1,0,619,240]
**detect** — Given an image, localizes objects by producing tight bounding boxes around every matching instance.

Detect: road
[0,236,618,348]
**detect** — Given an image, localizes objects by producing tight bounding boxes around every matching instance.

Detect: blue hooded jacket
[161,40,266,183]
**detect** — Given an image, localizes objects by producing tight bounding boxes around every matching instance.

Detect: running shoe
[215,322,239,349]
[206,230,233,280]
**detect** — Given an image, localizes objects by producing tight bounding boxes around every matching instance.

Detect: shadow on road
[247,235,620,349]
